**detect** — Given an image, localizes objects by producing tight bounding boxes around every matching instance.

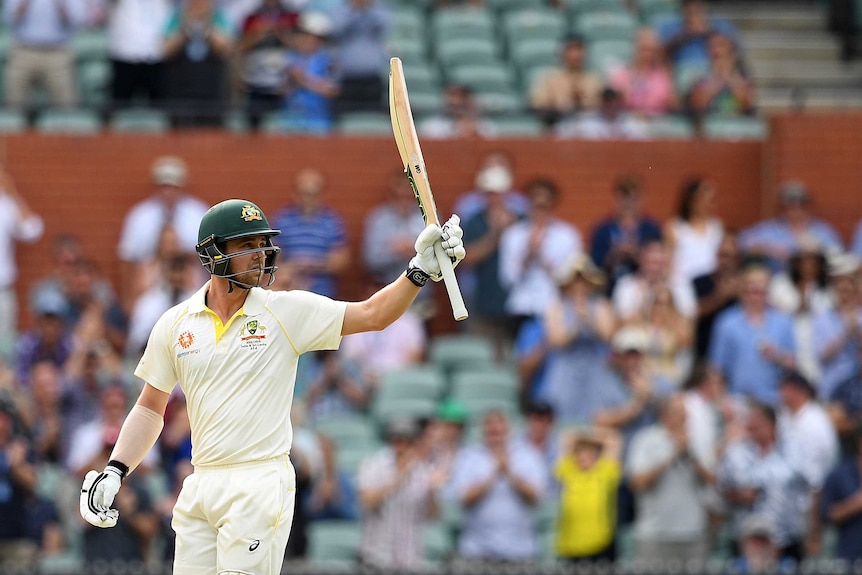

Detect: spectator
[627,394,712,563]
[104,0,172,110]
[3,0,85,110]
[162,0,234,127]
[828,375,862,456]
[281,11,339,134]
[60,257,128,356]
[739,180,843,272]
[237,0,299,130]
[541,254,615,422]
[0,405,42,567]
[608,27,678,117]
[271,168,350,298]
[357,418,439,570]
[708,262,796,405]
[777,371,839,491]
[419,84,496,140]
[637,284,695,387]
[331,0,389,113]
[813,254,862,400]
[657,0,740,71]
[688,32,756,119]
[693,231,741,358]
[452,152,530,224]
[820,425,862,565]
[514,317,551,405]
[61,345,126,448]
[555,87,651,140]
[423,398,468,492]
[589,175,662,293]
[554,426,621,564]
[719,402,810,563]
[515,401,559,472]
[529,35,602,127]
[499,178,583,325]
[117,156,209,310]
[664,177,724,285]
[0,166,43,360]
[612,238,697,323]
[304,350,369,420]
[460,165,523,358]
[14,290,73,387]
[682,362,732,483]
[449,410,548,563]
[731,514,795,575]
[19,360,65,465]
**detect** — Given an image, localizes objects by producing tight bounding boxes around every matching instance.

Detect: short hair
[525,178,560,200]
[749,401,776,427]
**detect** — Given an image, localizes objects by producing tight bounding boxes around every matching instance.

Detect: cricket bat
[389,57,469,321]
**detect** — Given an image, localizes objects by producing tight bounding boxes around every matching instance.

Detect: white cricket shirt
[135,282,347,467]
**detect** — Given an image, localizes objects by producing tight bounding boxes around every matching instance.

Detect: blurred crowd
[3,0,756,136]
[0,149,861,572]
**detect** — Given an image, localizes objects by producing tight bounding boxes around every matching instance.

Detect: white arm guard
[109,404,165,474]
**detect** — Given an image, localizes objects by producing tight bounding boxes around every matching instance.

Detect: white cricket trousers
[172,454,296,575]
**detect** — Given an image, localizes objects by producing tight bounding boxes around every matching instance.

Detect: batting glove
[79,465,124,528]
[410,215,466,282]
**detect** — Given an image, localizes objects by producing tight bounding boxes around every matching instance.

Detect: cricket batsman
[79,198,465,574]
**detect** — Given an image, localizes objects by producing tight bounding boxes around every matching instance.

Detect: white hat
[152,156,187,187]
[475,165,512,193]
[611,326,650,353]
[298,11,332,37]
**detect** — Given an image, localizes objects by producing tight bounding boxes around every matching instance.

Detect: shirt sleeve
[271,290,347,354]
[708,310,731,375]
[134,312,179,394]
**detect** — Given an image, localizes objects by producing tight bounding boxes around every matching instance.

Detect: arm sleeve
[109,404,165,474]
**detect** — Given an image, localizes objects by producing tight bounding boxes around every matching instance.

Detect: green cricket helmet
[195,199,281,288]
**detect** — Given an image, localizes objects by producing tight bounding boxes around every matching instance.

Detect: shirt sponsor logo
[176,330,200,358]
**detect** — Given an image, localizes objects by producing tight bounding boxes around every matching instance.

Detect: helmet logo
[241,204,263,222]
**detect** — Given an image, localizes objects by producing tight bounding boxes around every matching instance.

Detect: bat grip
[433,242,469,321]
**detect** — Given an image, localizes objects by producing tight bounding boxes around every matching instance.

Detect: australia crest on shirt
[240,320,268,351]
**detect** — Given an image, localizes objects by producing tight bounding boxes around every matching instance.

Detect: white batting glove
[79,466,124,528]
[410,215,466,282]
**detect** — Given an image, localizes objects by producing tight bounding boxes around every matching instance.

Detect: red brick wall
[8,112,861,332]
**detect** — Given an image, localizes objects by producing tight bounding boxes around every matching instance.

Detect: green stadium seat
[475,90,524,114]
[459,395,520,420]
[0,30,12,63]
[78,59,111,107]
[337,112,391,136]
[389,5,425,40]
[648,114,695,139]
[521,64,557,92]
[432,7,495,43]
[110,107,170,133]
[587,39,634,76]
[503,9,566,43]
[307,520,361,564]
[223,109,249,134]
[429,334,496,371]
[399,61,441,93]
[486,0,546,12]
[314,416,380,449]
[404,89,443,115]
[447,64,516,94]
[376,365,447,402]
[35,109,101,134]
[450,366,520,404]
[0,109,27,133]
[638,0,678,23]
[371,396,438,426]
[489,114,545,137]
[573,11,639,42]
[423,522,454,563]
[336,441,383,474]
[702,115,768,140]
[509,37,561,71]
[71,29,109,62]
[436,38,499,68]
[387,36,427,66]
[563,0,626,19]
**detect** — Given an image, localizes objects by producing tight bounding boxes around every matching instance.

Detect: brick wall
[9,112,862,333]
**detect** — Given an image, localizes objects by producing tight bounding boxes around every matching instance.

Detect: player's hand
[79,466,123,528]
[411,215,466,282]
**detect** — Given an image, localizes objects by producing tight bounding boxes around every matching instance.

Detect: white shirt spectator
[669,217,723,284]
[106,0,172,62]
[555,111,650,140]
[117,195,209,262]
[778,401,839,489]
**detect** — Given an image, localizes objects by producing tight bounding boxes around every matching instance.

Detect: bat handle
[433,242,469,321]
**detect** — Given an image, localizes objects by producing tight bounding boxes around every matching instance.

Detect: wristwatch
[405,266,430,287]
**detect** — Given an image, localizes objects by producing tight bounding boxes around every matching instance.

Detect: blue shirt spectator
[812,306,862,402]
[514,317,549,402]
[656,0,739,71]
[820,434,862,564]
[4,0,85,47]
[282,12,338,133]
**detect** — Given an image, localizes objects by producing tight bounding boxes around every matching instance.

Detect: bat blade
[389,57,468,321]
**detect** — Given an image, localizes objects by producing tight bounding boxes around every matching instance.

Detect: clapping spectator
[637,284,694,387]
[3,0,86,111]
[281,11,339,134]
[419,84,496,140]
[453,152,529,223]
[515,401,559,472]
[162,0,234,127]
[688,32,756,119]
[555,87,650,140]
[332,0,390,113]
[693,231,741,358]
[664,177,724,285]
[608,28,678,117]
[530,35,602,127]
[589,175,662,292]
[15,291,73,387]
[237,0,299,130]
[739,180,843,272]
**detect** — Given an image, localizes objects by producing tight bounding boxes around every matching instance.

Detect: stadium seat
[387,36,428,66]
[486,0,546,12]
[450,366,520,404]
[424,522,454,563]
[78,59,111,107]
[0,109,27,133]
[371,396,438,426]
[404,89,443,115]
[35,109,102,134]
[307,520,361,564]
[458,395,520,420]
[475,90,524,114]
[336,441,383,474]
[563,0,627,20]
[71,29,109,62]
[429,334,496,371]
[521,64,557,93]
[702,115,768,140]
[638,0,679,23]
[388,5,425,40]
[446,64,516,94]
[502,9,566,44]
[509,37,561,71]
[0,30,12,63]
[489,114,545,137]
[432,7,495,43]
[337,112,391,136]
[376,365,447,402]
[587,39,634,76]
[223,109,249,133]
[573,11,639,42]
[398,61,441,94]
[314,416,380,449]
[436,38,499,68]
[110,108,170,133]
[648,115,695,139]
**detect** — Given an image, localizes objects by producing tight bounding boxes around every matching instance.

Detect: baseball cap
[611,326,650,353]
[778,180,810,205]
[32,290,68,317]
[387,417,421,440]
[475,165,512,194]
[152,156,187,187]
